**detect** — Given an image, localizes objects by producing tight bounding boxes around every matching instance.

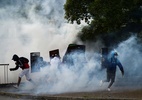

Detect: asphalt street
[0,83,142,100]
[0,95,33,100]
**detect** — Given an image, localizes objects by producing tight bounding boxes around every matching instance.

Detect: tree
[64,0,93,24]
[64,0,142,46]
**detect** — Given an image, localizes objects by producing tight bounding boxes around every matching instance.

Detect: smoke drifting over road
[0,0,85,82]
[115,36,142,87]
[21,35,142,94]
[0,0,142,94]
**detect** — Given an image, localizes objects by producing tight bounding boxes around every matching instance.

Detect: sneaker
[100,80,103,86]
[107,88,111,91]
[13,85,19,89]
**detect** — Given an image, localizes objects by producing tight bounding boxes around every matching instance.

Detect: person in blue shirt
[100,51,124,91]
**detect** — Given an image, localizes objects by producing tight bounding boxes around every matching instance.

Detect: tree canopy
[64,0,142,47]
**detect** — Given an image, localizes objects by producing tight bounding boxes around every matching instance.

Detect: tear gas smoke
[28,35,142,94]
[0,0,142,94]
[115,36,142,88]
[0,0,85,83]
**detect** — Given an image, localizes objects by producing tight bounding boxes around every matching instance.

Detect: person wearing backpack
[100,51,124,91]
[10,54,34,88]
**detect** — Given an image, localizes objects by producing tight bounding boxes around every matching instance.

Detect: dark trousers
[104,71,116,88]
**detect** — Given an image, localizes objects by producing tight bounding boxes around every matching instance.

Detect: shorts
[19,69,31,81]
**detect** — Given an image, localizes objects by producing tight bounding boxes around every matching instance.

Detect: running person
[10,54,34,88]
[100,51,124,91]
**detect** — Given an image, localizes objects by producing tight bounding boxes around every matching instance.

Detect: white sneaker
[107,88,111,91]
[13,85,19,89]
[100,80,103,86]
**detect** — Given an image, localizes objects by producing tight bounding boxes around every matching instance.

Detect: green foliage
[64,0,142,46]
[64,0,93,24]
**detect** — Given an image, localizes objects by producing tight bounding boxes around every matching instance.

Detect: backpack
[19,57,29,69]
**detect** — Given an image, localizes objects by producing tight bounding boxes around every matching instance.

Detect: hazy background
[0,0,142,94]
[0,0,86,83]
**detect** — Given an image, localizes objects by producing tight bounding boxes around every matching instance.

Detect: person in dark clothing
[100,51,124,91]
[10,54,34,88]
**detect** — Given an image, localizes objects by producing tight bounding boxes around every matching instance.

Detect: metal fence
[0,64,9,84]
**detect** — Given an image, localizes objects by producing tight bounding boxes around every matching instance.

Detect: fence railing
[0,64,9,84]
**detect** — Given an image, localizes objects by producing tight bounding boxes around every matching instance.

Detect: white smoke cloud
[26,52,103,94]
[0,0,85,83]
[115,36,142,88]
[0,0,141,94]
[29,35,142,94]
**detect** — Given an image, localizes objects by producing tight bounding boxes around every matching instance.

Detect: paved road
[0,83,142,100]
[0,95,33,100]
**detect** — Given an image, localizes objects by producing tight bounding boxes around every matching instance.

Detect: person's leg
[103,72,110,82]
[17,77,21,86]
[25,69,35,85]
[108,80,114,88]
[100,72,110,86]
[107,73,115,91]
[18,69,29,86]
[13,71,24,88]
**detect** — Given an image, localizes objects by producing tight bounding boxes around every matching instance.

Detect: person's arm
[117,60,124,76]
[10,62,19,71]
